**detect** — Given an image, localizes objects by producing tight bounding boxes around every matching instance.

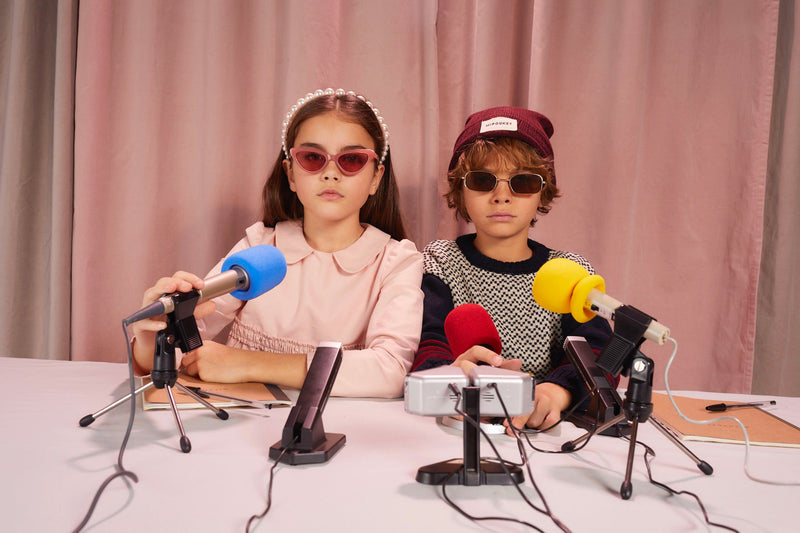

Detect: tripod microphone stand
[560,306,713,499]
[79,292,229,453]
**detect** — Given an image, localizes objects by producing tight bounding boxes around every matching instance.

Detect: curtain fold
[753,0,800,396]
[1,0,797,395]
[528,0,780,394]
[0,0,77,360]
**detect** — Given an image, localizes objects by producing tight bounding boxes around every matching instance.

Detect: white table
[1,356,798,532]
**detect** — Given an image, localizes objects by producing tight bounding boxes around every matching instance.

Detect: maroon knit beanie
[448,106,555,184]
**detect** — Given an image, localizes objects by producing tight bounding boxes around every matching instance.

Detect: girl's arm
[327,241,424,399]
[179,341,307,388]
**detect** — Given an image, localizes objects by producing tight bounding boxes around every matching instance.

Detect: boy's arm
[411,274,456,371]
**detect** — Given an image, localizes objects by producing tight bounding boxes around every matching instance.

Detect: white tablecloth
[1,356,798,532]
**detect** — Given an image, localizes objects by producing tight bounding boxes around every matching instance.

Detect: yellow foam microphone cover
[571,273,605,322]
[532,258,589,314]
[532,257,606,322]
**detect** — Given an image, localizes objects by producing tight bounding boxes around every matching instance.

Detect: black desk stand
[79,293,228,453]
[416,387,524,486]
[561,306,713,499]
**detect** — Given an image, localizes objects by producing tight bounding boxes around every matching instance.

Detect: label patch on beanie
[480,117,517,133]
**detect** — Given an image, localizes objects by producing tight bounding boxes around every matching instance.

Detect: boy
[413,106,612,432]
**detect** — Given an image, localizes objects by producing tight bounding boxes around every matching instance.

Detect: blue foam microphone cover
[222,244,287,300]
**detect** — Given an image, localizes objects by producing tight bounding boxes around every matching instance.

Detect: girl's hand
[131,271,215,372]
[180,341,256,383]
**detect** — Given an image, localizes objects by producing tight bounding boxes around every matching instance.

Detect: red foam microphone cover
[444,303,503,356]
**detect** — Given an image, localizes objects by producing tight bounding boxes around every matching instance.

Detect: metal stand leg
[78,374,229,453]
[649,415,713,475]
[79,381,156,427]
[620,417,640,500]
[561,412,627,451]
[561,351,713,499]
[79,313,229,453]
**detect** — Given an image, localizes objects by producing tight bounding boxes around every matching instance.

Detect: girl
[413,106,612,430]
[133,88,423,399]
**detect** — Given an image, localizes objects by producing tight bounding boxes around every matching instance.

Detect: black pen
[186,386,274,409]
[705,400,776,412]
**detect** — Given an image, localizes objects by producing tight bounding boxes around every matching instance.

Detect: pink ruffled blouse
[198,220,423,398]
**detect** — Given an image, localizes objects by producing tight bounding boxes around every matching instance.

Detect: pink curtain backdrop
[3,0,795,395]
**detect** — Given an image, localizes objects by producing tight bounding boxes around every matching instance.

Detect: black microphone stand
[79,292,229,453]
[561,306,713,499]
[416,386,524,486]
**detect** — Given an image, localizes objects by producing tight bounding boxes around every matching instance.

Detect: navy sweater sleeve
[412,273,456,371]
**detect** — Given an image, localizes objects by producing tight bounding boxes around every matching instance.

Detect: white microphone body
[584,289,669,345]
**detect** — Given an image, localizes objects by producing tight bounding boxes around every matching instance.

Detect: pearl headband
[281,88,390,164]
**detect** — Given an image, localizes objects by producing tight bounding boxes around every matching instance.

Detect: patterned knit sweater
[413,234,613,407]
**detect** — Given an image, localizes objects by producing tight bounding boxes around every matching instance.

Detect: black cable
[632,437,740,533]
[440,464,546,532]
[72,320,140,533]
[439,384,571,533]
[244,436,298,533]
[490,384,571,533]
[441,387,545,532]
[516,390,601,455]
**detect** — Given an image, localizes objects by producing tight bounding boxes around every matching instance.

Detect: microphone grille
[444,303,502,356]
[222,245,287,300]
[532,257,590,313]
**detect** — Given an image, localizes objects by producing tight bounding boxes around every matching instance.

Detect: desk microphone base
[269,433,346,465]
[415,387,525,487]
[416,459,523,486]
[567,411,631,437]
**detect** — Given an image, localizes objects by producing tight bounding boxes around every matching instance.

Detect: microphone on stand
[531,257,669,345]
[124,244,287,324]
[79,244,288,451]
[406,303,531,486]
[532,259,713,496]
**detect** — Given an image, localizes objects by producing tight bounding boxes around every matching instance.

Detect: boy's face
[463,156,542,247]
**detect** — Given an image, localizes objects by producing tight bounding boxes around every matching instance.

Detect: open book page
[651,392,800,448]
[141,373,292,411]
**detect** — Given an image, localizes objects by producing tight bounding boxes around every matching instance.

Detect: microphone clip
[595,305,654,376]
[151,292,202,389]
[166,291,203,353]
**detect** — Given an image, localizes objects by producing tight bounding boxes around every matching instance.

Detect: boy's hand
[451,345,522,374]
[504,382,571,434]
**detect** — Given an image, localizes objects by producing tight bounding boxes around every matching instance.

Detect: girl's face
[284,111,384,228]
[463,156,542,246]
